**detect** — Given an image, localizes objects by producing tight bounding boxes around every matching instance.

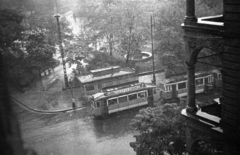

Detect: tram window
[129,94,137,100]
[153,88,157,94]
[98,84,102,91]
[96,101,101,108]
[166,85,172,92]
[138,92,146,98]
[205,78,209,84]
[108,98,118,106]
[119,96,128,103]
[209,76,213,83]
[195,79,203,86]
[219,74,222,80]
[86,85,95,91]
[103,101,107,107]
[178,82,186,90]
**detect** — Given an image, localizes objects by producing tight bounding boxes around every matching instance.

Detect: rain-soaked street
[14,102,141,155]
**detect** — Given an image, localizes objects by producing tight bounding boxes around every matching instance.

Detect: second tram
[159,70,222,101]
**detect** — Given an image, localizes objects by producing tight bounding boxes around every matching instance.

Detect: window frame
[118,96,128,103]
[128,93,137,101]
[178,82,186,90]
[138,91,147,98]
[195,78,204,86]
[86,85,95,91]
[108,98,118,106]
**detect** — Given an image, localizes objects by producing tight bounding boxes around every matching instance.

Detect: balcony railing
[184,0,223,34]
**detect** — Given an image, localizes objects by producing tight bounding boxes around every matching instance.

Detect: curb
[10,96,87,114]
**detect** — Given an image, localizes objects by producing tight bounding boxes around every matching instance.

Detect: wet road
[14,102,140,155]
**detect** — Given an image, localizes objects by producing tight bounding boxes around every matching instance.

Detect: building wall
[221,0,240,133]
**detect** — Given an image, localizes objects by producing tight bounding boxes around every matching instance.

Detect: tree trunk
[109,34,113,56]
[126,26,133,64]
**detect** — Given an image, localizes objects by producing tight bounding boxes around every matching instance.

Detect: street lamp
[54,13,69,88]
[150,15,156,84]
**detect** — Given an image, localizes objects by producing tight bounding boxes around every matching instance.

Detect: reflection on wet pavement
[14,102,140,155]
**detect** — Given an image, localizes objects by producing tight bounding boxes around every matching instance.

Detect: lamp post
[150,15,156,84]
[54,13,69,88]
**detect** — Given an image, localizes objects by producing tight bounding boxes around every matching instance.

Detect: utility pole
[151,15,156,84]
[54,14,69,88]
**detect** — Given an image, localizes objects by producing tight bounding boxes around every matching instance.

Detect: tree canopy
[70,0,222,75]
[0,0,73,86]
[130,103,186,155]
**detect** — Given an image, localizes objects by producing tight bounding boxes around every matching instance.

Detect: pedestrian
[72,98,76,109]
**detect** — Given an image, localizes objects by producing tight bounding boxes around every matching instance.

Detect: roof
[90,66,120,73]
[160,71,213,84]
[92,83,156,101]
[76,67,135,84]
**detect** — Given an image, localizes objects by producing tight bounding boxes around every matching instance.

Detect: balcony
[181,0,228,153]
[182,0,224,37]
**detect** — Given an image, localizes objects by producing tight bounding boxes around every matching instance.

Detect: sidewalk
[9,57,88,113]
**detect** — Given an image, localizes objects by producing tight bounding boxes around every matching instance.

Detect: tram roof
[91,83,156,100]
[76,67,135,84]
[160,71,212,84]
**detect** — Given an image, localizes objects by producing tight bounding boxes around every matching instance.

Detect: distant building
[72,66,138,96]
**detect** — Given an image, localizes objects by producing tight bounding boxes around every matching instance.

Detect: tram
[90,83,160,117]
[159,70,222,101]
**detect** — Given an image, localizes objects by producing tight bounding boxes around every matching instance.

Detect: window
[195,79,203,86]
[98,84,102,91]
[108,98,118,106]
[119,96,128,103]
[178,82,186,90]
[129,94,137,101]
[205,77,209,84]
[219,74,222,80]
[86,85,94,91]
[209,76,213,83]
[166,85,172,92]
[153,88,157,94]
[102,101,107,107]
[138,92,146,98]
[96,101,101,108]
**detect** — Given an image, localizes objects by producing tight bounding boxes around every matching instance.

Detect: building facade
[182,0,240,154]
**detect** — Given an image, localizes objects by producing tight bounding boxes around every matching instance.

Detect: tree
[65,29,96,76]
[130,103,186,155]
[0,9,27,86]
[85,51,126,72]
[154,0,222,76]
[0,9,24,55]
[24,30,55,71]
[75,0,150,60]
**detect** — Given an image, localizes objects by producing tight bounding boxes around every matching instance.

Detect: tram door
[148,89,153,96]
[101,99,108,115]
[172,84,177,98]
[147,89,154,107]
